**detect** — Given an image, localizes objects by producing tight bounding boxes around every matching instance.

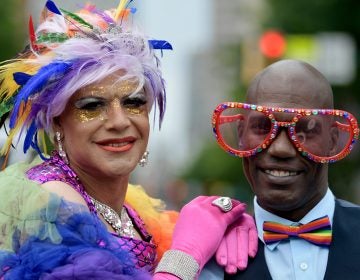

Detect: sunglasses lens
[295,115,353,158]
[217,108,271,154]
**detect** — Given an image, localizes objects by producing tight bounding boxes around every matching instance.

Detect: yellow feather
[125,184,178,261]
[114,0,130,21]
[0,60,41,101]
[0,101,32,155]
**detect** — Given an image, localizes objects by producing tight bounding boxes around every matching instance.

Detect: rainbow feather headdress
[0,0,172,161]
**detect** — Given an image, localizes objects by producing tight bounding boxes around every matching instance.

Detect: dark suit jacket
[225,199,360,279]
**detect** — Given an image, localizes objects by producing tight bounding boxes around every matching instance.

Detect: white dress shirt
[199,188,335,280]
[255,188,335,280]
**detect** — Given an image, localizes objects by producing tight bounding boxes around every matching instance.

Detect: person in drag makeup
[0,1,257,279]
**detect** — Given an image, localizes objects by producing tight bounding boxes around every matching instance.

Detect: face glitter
[72,77,148,123]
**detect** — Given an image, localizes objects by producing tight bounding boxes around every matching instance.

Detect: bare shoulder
[41,181,88,208]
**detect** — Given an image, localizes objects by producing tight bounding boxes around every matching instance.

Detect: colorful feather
[28,16,39,51]
[0,102,31,155]
[60,8,93,29]
[0,98,14,120]
[9,62,72,129]
[0,60,41,101]
[31,133,49,160]
[13,72,32,86]
[148,40,173,50]
[91,8,116,25]
[125,184,178,261]
[23,120,38,153]
[45,0,62,15]
[36,33,69,44]
[114,0,132,21]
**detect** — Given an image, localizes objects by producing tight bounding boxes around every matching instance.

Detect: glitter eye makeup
[74,97,107,122]
[72,90,149,123]
[122,91,148,115]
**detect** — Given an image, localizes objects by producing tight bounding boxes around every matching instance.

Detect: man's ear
[329,126,339,156]
[237,121,244,149]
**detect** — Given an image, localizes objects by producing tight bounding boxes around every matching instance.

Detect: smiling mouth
[96,138,135,152]
[103,142,132,147]
[264,169,300,177]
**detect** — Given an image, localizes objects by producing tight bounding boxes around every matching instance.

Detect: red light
[259,30,286,58]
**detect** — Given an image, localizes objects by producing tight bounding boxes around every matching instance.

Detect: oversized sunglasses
[212,102,359,163]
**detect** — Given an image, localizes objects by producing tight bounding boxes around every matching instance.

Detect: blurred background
[1,0,359,211]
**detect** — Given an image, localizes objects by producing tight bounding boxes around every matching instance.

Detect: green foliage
[264,0,360,201]
[182,0,360,203]
[0,0,27,61]
[265,0,360,35]
[182,141,253,204]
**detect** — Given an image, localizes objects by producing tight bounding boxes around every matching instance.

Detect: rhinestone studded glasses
[212,102,359,163]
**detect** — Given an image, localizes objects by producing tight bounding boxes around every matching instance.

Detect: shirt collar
[254,188,335,251]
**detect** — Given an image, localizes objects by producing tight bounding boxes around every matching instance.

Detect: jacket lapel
[226,199,360,279]
[324,199,360,279]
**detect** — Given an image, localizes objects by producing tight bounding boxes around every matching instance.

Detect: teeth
[265,170,298,177]
[106,142,129,147]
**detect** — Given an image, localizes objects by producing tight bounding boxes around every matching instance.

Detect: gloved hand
[169,196,246,270]
[215,213,258,274]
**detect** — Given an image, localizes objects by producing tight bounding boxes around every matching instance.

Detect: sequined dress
[0,152,163,279]
[26,152,157,271]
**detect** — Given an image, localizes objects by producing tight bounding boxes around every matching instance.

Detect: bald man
[202,60,360,280]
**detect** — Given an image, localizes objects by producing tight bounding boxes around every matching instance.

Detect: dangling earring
[56,131,69,164]
[138,151,149,167]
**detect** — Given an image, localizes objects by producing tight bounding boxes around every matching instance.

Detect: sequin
[26,151,157,272]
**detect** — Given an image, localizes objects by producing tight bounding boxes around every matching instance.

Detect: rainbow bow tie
[263,216,332,246]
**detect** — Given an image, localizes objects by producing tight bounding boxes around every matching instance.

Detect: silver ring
[211,197,233,212]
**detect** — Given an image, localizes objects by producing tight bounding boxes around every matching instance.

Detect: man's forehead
[247,62,333,108]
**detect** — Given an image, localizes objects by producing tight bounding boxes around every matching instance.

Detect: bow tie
[263,216,332,246]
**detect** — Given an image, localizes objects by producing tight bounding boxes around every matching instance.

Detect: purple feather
[92,9,115,25]
[9,62,72,129]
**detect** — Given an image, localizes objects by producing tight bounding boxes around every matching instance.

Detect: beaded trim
[212,102,359,163]
[155,250,200,280]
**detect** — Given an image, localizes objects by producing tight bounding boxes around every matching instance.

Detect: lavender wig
[0,1,171,156]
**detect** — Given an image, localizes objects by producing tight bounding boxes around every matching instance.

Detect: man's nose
[267,129,297,158]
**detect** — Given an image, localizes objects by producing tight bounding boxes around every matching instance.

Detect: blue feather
[46,0,62,15]
[23,120,38,153]
[148,40,173,50]
[13,72,32,86]
[9,62,72,128]
[31,135,49,160]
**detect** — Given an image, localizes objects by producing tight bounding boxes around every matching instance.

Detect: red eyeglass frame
[212,102,359,163]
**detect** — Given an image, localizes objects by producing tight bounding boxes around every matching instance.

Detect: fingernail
[249,250,257,258]
[226,265,237,274]
[219,257,227,266]
[238,261,247,270]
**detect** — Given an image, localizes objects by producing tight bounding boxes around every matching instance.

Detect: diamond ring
[211,197,233,212]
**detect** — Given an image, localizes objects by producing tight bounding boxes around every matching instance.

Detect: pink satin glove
[215,213,258,274]
[169,196,246,270]
[152,272,179,280]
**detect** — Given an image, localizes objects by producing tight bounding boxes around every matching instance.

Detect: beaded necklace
[89,195,136,238]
